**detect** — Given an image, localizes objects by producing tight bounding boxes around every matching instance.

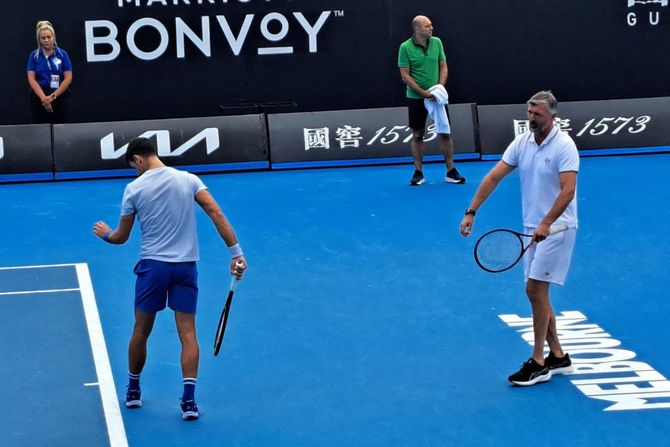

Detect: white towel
[423,84,451,134]
[428,84,449,105]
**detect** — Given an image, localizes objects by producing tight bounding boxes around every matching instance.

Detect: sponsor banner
[3,2,670,126]
[626,0,670,27]
[0,124,53,182]
[52,115,269,178]
[268,105,478,168]
[478,97,670,157]
[2,0,388,125]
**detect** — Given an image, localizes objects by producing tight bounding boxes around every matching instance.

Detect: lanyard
[42,49,59,74]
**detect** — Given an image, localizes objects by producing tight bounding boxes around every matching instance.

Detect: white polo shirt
[121,167,207,262]
[502,125,579,229]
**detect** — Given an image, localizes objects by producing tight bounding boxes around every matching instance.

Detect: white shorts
[523,227,576,286]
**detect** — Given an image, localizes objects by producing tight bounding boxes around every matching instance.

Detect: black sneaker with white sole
[180,399,200,420]
[409,170,425,186]
[125,388,142,408]
[545,351,573,374]
[508,358,552,386]
[445,167,465,184]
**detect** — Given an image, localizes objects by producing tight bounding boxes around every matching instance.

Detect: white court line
[0,288,80,296]
[0,263,78,270]
[76,263,129,447]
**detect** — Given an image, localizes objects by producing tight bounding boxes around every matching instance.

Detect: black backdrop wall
[2,0,668,125]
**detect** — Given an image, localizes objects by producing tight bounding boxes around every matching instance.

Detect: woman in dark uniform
[26,20,73,123]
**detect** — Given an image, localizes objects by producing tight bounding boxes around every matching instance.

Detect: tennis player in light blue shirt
[93,137,247,420]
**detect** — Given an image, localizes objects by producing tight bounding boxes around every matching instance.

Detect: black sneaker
[409,170,425,186]
[508,358,552,386]
[545,351,573,375]
[445,167,466,184]
[125,388,142,408]
[180,399,200,420]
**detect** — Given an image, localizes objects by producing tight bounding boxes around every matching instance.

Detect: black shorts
[407,97,450,133]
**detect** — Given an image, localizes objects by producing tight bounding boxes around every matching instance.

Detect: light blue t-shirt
[121,167,207,262]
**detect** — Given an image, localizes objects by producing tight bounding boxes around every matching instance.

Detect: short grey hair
[527,90,558,114]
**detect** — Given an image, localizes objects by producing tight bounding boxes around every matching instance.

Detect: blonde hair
[35,20,57,53]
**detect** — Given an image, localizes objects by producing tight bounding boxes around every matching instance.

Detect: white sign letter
[216,15,254,56]
[258,13,292,55]
[176,17,211,58]
[294,11,331,53]
[118,0,141,7]
[127,18,169,61]
[260,13,289,41]
[85,21,121,62]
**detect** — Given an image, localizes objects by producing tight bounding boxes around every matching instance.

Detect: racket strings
[475,231,525,272]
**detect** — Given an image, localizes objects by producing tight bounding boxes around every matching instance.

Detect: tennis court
[1,153,669,446]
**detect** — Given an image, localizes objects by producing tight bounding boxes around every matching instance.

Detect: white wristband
[228,243,243,258]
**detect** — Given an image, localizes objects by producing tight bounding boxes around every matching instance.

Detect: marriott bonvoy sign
[85,1,344,61]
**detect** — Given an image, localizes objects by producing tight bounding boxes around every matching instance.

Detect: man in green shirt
[398,15,465,186]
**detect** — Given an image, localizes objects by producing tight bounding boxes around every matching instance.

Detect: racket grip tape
[549,224,569,234]
[229,276,239,292]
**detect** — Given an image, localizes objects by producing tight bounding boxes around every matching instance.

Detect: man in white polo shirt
[459,91,579,386]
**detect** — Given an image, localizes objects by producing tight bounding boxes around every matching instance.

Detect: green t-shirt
[397,36,446,99]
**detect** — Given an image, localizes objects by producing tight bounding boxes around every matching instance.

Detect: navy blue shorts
[133,259,198,314]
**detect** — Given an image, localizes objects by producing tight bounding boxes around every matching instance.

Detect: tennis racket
[474,224,569,273]
[213,273,240,356]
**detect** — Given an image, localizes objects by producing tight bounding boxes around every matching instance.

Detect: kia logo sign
[100,128,220,159]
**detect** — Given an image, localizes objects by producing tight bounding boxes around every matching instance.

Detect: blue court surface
[1,154,669,447]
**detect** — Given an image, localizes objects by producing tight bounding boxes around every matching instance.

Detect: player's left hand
[460,215,474,237]
[231,257,247,279]
[533,223,551,242]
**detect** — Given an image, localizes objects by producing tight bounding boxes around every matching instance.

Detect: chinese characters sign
[270,105,478,165]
